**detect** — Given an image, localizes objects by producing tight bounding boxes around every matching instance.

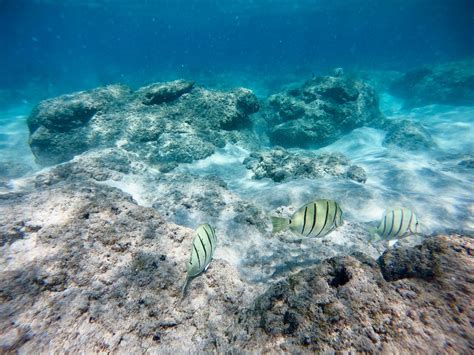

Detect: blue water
[1,0,473,101]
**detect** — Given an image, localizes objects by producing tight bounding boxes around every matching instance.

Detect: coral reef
[2,73,471,353]
[27,81,259,167]
[389,60,474,107]
[231,235,473,353]
[264,75,385,148]
[1,177,471,353]
[243,147,367,183]
[27,85,132,165]
[0,179,260,353]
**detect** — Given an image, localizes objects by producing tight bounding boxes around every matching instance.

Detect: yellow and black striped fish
[271,199,343,238]
[373,207,419,240]
[181,223,217,296]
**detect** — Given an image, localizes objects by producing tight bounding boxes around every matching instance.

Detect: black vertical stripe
[203,227,214,253]
[193,244,201,269]
[394,209,404,237]
[207,225,216,244]
[307,203,318,236]
[301,206,308,234]
[386,210,396,237]
[381,215,387,236]
[315,201,330,237]
[198,235,208,263]
[204,229,214,253]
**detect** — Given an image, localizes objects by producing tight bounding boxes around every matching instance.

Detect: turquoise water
[0,1,473,352]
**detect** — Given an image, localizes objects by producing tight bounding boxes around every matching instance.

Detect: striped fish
[181,223,217,296]
[374,207,419,240]
[271,199,343,238]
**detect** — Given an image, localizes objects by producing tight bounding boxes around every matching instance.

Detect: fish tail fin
[181,276,190,298]
[271,216,289,235]
[368,227,381,242]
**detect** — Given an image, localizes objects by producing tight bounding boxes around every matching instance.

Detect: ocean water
[1,0,473,269]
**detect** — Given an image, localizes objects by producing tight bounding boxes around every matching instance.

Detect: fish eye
[289,219,292,224]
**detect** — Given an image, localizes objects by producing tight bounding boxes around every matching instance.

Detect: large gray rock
[232,235,473,353]
[136,79,194,105]
[0,179,259,353]
[243,147,367,183]
[27,85,132,165]
[389,60,474,107]
[383,119,436,150]
[27,81,260,167]
[264,75,384,148]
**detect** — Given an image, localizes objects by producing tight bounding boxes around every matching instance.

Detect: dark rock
[378,235,472,282]
[233,236,473,353]
[264,75,384,148]
[137,79,194,105]
[234,87,260,115]
[383,119,436,150]
[346,165,367,183]
[243,147,367,183]
[389,60,474,107]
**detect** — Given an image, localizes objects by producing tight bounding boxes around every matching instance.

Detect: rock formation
[383,119,436,150]
[264,75,385,148]
[389,60,474,107]
[1,176,471,353]
[231,235,473,353]
[27,80,259,167]
[243,147,368,183]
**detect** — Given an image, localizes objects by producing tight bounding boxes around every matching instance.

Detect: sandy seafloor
[1,83,473,281]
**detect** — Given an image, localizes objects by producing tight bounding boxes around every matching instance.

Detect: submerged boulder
[27,85,131,165]
[383,119,436,150]
[389,60,474,107]
[264,75,384,148]
[243,147,367,183]
[27,81,260,167]
[232,235,473,353]
[136,79,194,105]
[0,178,259,353]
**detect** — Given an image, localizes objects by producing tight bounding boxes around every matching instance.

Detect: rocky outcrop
[232,235,473,353]
[383,119,436,150]
[389,60,474,107]
[0,179,260,353]
[136,79,194,105]
[0,167,472,352]
[27,149,380,284]
[27,85,132,165]
[264,75,384,148]
[27,81,260,167]
[243,147,367,183]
